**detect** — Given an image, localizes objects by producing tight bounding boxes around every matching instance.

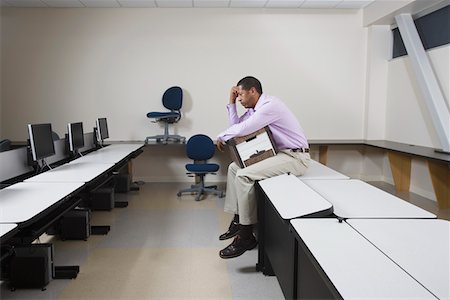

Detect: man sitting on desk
[217,76,310,259]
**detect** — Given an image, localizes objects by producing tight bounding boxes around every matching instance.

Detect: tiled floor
[0,182,284,300]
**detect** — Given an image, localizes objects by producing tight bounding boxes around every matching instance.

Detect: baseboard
[135,175,227,183]
[135,174,437,202]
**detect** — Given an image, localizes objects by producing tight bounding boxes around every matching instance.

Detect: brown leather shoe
[219,221,239,240]
[219,235,258,259]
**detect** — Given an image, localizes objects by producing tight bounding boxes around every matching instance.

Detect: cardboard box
[227,126,277,168]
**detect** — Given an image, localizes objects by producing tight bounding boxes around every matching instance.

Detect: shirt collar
[253,93,268,111]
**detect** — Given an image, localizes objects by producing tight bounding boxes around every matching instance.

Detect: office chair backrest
[0,139,11,152]
[186,134,215,161]
[162,86,183,111]
[52,131,60,141]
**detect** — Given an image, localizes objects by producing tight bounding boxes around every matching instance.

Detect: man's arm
[218,101,278,142]
[227,86,246,125]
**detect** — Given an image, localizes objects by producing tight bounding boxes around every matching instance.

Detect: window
[392,5,449,59]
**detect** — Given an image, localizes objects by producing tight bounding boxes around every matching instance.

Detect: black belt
[291,148,309,153]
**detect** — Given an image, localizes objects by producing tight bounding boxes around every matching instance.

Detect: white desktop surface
[98,143,143,153]
[258,174,332,219]
[0,224,18,237]
[0,182,84,224]
[70,150,131,164]
[291,219,435,299]
[303,179,436,219]
[299,160,350,180]
[70,143,143,164]
[348,219,450,300]
[25,162,114,183]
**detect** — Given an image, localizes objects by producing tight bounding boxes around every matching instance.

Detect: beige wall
[385,46,450,148]
[1,7,447,203]
[1,7,367,142]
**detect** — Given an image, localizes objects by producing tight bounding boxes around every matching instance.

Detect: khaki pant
[224,150,310,225]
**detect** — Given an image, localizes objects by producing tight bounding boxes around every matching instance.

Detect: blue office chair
[0,139,11,152]
[145,86,186,144]
[177,134,224,201]
[52,131,60,141]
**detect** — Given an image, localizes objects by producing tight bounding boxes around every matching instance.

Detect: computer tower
[10,244,54,289]
[90,187,115,210]
[115,174,131,193]
[60,208,91,240]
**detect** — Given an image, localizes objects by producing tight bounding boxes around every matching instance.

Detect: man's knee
[228,162,240,174]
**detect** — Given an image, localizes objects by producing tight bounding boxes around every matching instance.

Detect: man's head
[236,76,263,109]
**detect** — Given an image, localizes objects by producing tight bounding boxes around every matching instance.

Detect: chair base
[145,134,186,144]
[177,183,224,201]
[145,118,186,144]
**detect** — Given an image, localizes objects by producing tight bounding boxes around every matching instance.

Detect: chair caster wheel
[177,192,181,197]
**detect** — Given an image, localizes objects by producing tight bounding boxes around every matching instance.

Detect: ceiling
[0,0,375,9]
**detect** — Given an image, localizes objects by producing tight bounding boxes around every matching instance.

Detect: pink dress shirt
[217,93,308,150]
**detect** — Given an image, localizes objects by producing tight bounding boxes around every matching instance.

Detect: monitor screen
[68,122,85,152]
[96,118,109,141]
[28,123,56,161]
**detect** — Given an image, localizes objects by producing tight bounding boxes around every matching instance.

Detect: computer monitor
[27,123,56,162]
[67,122,85,153]
[96,118,109,145]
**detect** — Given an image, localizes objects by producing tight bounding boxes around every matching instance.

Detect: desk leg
[319,146,328,165]
[388,151,411,193]
[128,161,140,192]
[428,160,450,209]
[256,183,274,276]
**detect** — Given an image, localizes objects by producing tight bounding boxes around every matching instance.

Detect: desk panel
[71,144,143,164]
[291,219,436,299]
[258,174,332,220]
[100,143,144,152]
[303,179,436,219]
[348,219,450,300]
[0,182,83,224]
[25,163,114,183]
[0,224,18,239]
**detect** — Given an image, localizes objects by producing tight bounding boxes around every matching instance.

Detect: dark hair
[237,76,263,94]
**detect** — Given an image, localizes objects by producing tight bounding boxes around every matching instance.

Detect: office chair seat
[147,111,180,119]
[186,163,219,173]
[145,86,186,144]
[177,134,224,201]
[0,139,11,152]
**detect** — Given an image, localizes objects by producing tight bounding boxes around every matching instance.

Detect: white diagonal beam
[395,13,450,152]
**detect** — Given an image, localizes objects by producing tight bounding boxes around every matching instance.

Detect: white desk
[70,143,143,164]
[258,174,332,219]
[291,218,436,299]
[70,151,132,164]
[299,160,350,180]
[303,179,436,219]
[348,219,450,300]
[257,174,333,298]
[25,162,114,183]
[98,143,145,153]
[0,182,84,224]
[1,224,18,238]
[97,143,144,153]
